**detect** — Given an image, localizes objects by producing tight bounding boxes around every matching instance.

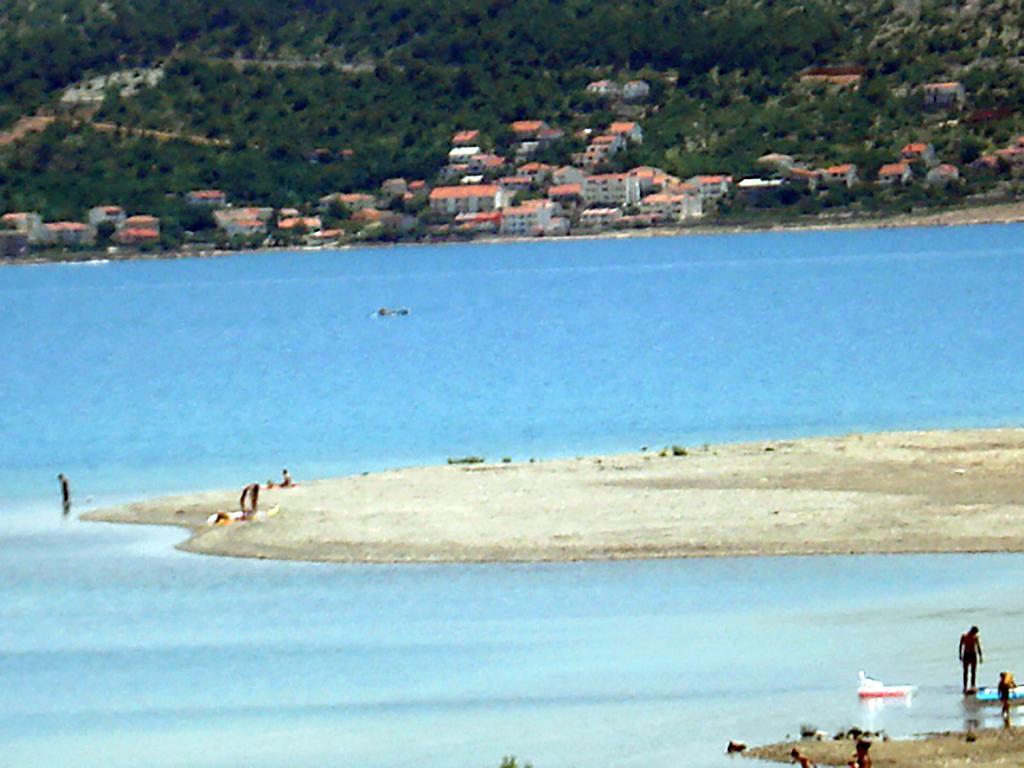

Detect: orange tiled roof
[609,122,638,133]
[878,162,910,176]
[429,184,500,200]
[511,120,545,133]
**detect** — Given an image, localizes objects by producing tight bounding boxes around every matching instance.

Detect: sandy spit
[746,727,1024,767]
[80,428,1024,564]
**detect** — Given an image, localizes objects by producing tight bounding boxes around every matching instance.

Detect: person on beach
[239,482,260,519]
[281,468,293,487]
[57,473,70,515]
[959,626,983,692]
[999,671,1016,726]
[789,747,815,767]
[852,739,872,768]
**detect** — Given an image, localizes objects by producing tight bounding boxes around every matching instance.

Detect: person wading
[57,473,71,515]
[959,625,983,693]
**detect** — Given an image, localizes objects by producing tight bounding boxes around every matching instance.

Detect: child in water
[999,671,1016,726]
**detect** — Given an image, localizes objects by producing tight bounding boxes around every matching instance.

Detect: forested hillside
[2,0,1024,229]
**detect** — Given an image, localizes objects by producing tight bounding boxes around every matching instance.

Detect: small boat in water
[857,671,916,699]
[375,307,410,317]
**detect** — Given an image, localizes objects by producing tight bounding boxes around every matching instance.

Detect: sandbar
[747,727,1024,767]
[82,428,1024,563]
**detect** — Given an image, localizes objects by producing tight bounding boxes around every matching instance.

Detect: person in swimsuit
[239,482,260,519]
[959,626,983,693]
[281,468,293,487]
[999,671,1016,726]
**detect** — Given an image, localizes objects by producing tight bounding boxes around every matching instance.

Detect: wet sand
[83,428,1024,563]
[747,727,1024,767]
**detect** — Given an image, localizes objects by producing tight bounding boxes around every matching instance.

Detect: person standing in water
[959,626,983,693]
[57,473,71,515]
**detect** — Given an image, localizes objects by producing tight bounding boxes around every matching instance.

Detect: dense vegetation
[2,0,1024,236]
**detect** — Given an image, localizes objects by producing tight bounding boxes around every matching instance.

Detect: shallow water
[2,225,1024,766]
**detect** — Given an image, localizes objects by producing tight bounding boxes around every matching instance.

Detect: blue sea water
[2,224,1024,767]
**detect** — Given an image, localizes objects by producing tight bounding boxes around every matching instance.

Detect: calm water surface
[2,225,1024,766]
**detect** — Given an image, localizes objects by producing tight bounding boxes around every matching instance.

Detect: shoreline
[746,727,1024,766]
[83,427,1024,564]
[6,200,1024,267]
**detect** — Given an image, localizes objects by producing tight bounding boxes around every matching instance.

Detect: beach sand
[83,428,1024,563]
[746,727,1024,767]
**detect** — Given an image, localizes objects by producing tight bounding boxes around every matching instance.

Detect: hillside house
[185,189,227,207]
[926,163,960,186]
[499,176,533,192]
[517,162,555,184]
[219,218,267,238]
[582,173,641,206]
[783,166,820,190]
[687,175,733,201]
[381,178,408,196]
[552,166,587,185]
[629,166,679,194]
[510,121,550,140]
[608,122,644,144]
[737,178,786,205]
[638,191,702,222]
[451,129,481,146]
[42,222,96,246]
[586,80,621,98]
[583,134,626,167]
[429,184,511,215]
[113,226,160,246]
[122,215,160,232]
[547,183,583,208]
[468,153,507,174]
[877,162,913,185]
[622,80,651,103]
[818,164,858,187]
[923,82,965,109]
[88,205,126,228]
[901,143,938,166]
[448,146,482,164]
[499,201,557,236]
[1,212,45,243]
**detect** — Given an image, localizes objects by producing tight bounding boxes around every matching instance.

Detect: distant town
[2,73,1020,260]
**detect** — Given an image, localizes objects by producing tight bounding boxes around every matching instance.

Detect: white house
[88,205,126,228]
[608,122,644,144]
[622,80,650,103]
[428,184,511,215]
[639,192,703,221]
[499,201,556,236]
[582,173,641,206]
[687,175,733,201]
